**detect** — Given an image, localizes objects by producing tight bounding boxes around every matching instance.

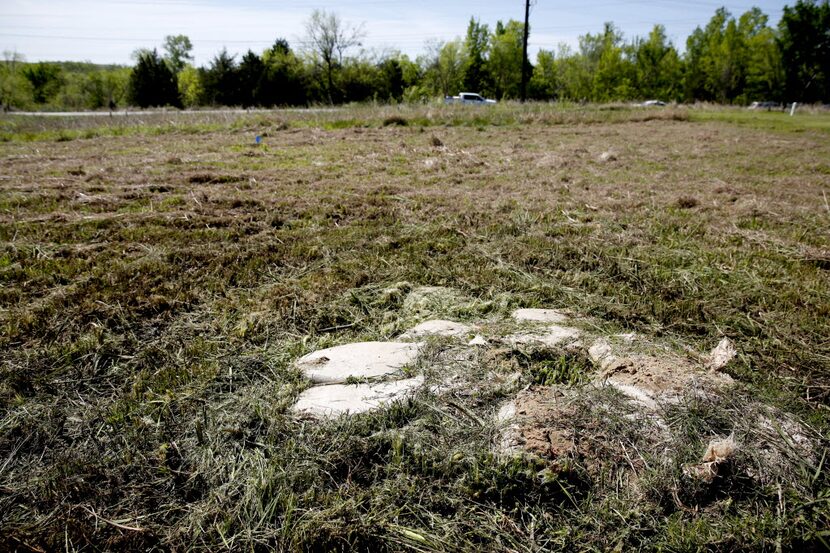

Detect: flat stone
[401,319,473,339]
[296,342,422,384]
[512,308,569,323]
[507,325,580,348]
[294,376,425,417]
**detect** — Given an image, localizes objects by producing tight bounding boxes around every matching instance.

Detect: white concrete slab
[294,376,425,417]
[507,325,580,348]
[401,320,473,339]
[512,308,569,324]
[296,341,423,384]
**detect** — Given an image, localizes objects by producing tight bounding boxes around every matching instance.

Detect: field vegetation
[0,103,829,551]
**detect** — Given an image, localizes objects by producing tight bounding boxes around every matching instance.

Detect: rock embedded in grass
[401,319,474,339]
[296,341,422,384]
[294,376,425,417]
[507,325,581,349]
[512,308,569,323]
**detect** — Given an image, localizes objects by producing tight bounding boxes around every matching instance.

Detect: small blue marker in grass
[255,135,262,145]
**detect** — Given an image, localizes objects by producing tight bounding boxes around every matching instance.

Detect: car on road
[749,101,780,110]
[444,92,497,105]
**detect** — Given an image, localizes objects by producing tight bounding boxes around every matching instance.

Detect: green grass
[690,105,830,134]
[0,103,828,551]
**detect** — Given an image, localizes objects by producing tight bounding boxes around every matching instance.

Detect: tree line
[1,1,828,111]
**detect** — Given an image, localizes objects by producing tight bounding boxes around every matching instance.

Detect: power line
[521,0,531,102]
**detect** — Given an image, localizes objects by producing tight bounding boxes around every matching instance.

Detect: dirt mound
[288,290,820,510]
[496,388,578,460]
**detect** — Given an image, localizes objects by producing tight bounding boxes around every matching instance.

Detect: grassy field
[1,103,829,551]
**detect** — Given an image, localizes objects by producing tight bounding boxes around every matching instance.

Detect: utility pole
[520,0,531,102]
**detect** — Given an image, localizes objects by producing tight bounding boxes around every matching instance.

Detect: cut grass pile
[0,104,828,550]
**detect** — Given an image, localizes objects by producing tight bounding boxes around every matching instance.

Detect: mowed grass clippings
[0,104,828,551]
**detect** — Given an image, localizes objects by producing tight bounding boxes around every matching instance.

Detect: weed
[382,115,408,127]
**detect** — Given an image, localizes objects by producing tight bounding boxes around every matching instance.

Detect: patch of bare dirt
[497,388,578,460]
[600,355,732,405]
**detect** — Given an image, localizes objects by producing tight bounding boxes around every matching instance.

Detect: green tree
[82,72,107,108]
[462,18,491,94]
[633,25,682,101]
[128,49,180,108]
[0,51,31,111]
[200,49,239,106]
[779,0,830,103]
[178,65,203,107]
[559,31,606,100]
[592,23,635,101]
[528,49,557,100]
[397,54,423,89]
[261,39,308,106]
[163,34,194,74]
[22,62,64,104]
[396,54,428,102]
[103,67,130,108]
[489,20,526,99]
[238,50,265,107]
[79,68,130,109]
[739,8,782,102]
[423,39,466,97]
[340,58,380,103]
[684,7,780,104]
[377,58,404,102]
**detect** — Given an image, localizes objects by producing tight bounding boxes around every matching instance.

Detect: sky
[1,0,788,66]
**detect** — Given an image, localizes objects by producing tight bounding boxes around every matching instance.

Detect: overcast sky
[1,0,787,66]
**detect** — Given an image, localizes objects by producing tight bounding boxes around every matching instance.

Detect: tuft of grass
[382,115,408,127]
[676,195,700,209]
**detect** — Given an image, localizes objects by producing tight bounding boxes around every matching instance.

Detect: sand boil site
[290,285,819,496]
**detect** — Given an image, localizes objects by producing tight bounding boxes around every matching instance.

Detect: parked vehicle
[641,100,666,106]
[444,92,497,105]
[749,101,780,110]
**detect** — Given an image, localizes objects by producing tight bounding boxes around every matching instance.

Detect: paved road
[4,108,340,117]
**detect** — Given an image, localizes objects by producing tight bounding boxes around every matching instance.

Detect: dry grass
[0,104,828,550]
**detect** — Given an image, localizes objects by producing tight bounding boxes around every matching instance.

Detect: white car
[749,101,780,110]
[444,92,497,105]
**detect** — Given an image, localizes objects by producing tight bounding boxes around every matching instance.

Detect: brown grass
[0,105,828,550]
